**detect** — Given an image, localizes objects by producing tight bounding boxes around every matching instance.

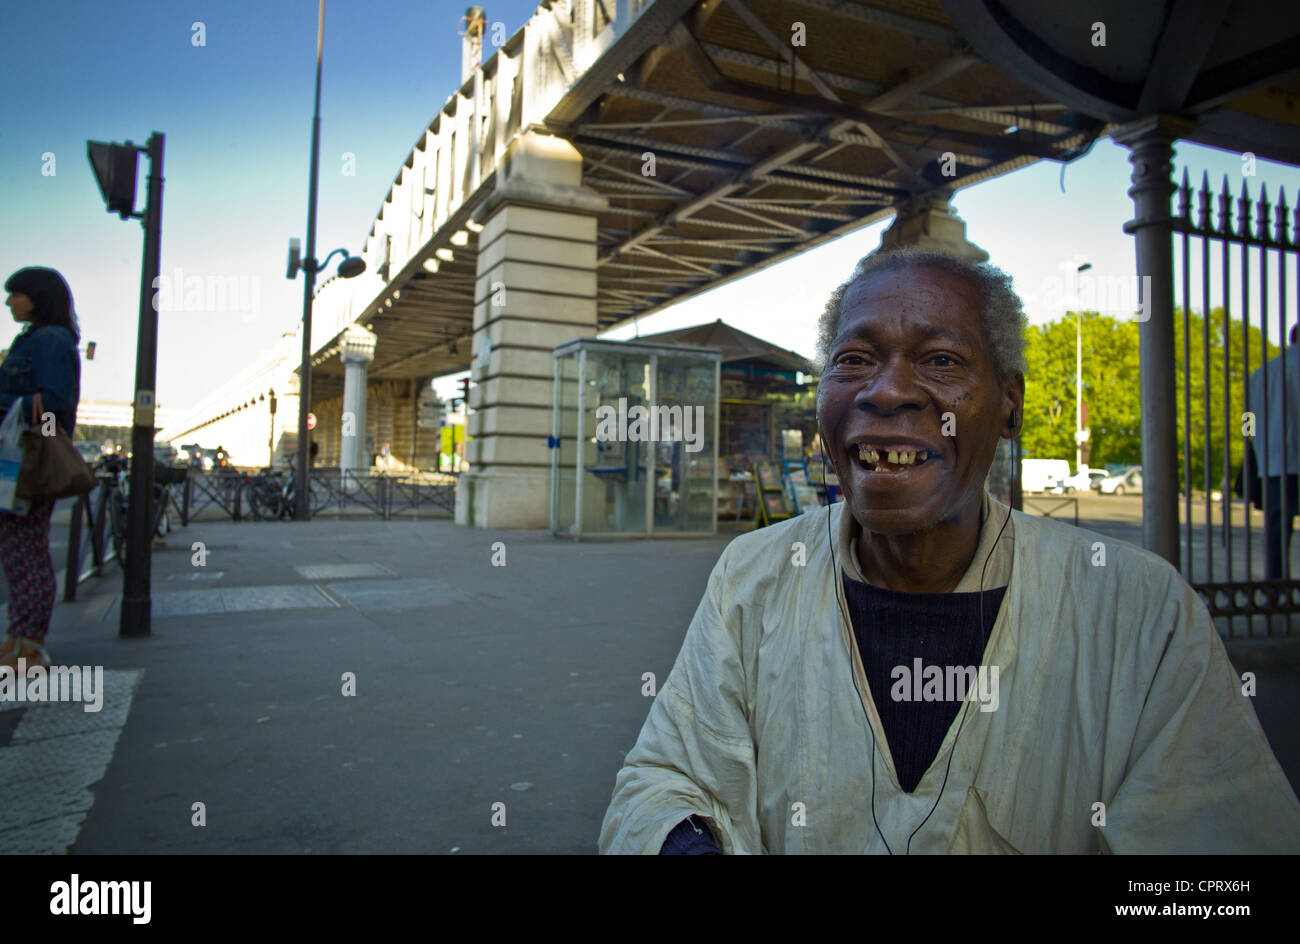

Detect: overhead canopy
[635,319,817,376]
[941,0,1300,165]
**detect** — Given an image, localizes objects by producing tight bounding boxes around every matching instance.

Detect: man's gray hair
[815,248,1028,380]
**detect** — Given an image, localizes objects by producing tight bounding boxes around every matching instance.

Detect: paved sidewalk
[4,513,1297,854]
[46,519,729,854]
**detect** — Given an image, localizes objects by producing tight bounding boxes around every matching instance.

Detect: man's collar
[837,490,1014,592]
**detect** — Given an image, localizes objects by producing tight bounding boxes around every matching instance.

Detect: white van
[1021,459,1072,494]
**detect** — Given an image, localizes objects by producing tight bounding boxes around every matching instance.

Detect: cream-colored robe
[599,495,1300,853]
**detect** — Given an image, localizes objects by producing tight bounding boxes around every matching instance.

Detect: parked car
[1049,469,1108,494]
[1022,458,1072,494]
[1099,466,1143,495]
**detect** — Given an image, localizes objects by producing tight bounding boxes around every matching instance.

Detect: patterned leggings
[0,499,56,639]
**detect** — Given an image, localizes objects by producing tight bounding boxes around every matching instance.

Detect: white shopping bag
[0,400,30,515]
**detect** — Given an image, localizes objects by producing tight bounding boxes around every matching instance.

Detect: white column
[339,324,377,474]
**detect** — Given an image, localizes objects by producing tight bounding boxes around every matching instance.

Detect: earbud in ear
[1008,409,1017,428]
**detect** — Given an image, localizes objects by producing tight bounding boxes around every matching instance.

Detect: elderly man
[599,248,1300,854]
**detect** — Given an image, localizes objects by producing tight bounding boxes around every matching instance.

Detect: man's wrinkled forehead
[836,265,982,342]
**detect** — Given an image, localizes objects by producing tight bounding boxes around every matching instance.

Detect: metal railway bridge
[171,0,1299,560]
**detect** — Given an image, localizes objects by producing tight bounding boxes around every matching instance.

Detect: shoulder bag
[16,392,97,501]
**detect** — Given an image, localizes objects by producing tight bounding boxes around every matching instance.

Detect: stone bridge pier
[455,132,607,528]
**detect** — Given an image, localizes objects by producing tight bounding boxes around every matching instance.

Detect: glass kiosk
[551,338,720,538]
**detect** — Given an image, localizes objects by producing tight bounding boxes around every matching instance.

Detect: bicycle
[244,461,299,521]
[94,454,130,564]
[94,455,179,565]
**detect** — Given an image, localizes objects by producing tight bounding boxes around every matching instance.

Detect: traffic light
[460,377,470,410]
[87,141,140,219]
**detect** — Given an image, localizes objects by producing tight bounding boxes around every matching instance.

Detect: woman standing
[0,268,82,670]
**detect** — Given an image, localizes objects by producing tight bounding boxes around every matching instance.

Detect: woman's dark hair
[4,267,80,342]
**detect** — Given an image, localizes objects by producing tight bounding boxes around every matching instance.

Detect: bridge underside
[308,0,1113,399]
[291,0,1298,529]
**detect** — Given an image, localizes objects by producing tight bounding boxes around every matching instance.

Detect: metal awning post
[1115,114,1195,567]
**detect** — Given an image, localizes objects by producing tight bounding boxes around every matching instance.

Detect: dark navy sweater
[842,575,1006,793]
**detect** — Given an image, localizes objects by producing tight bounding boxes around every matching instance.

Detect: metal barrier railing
[172,467,458,522]
[1022,495,1079,527]
[181,469,246,522]
[308,469,457,519]
[308,469,388,517]
[58,468,457,601]
[385,475,456,517]
[62,472,186,602]
[63,480,113,600]
[56,466,456,606]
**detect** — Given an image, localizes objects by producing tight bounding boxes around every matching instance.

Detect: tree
[1173,306,1279,494]
[1021,308,1280,492]
[1022,311,1141,469]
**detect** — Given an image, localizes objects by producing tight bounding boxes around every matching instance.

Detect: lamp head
[337,256,366,279]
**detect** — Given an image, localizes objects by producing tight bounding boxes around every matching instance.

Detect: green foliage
[1021,309,1279,491]
[1022,312,1141,469]
[1173,307,1279,492]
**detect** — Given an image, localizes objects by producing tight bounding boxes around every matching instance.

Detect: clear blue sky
[1,0,1296,412]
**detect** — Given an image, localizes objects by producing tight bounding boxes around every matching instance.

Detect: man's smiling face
[817,263,1022,535]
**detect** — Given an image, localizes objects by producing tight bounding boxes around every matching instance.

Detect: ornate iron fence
[1172,169,1298,637]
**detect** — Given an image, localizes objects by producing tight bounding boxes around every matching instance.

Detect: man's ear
[1004,373,1025,438]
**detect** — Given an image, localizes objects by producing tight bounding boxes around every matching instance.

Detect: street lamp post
[87,132,166,637]
[287,0,364,520]
[1076,262,1092,475]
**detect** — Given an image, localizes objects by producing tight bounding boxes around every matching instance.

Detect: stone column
[339,324,377,474]
[456,131,608,528]
[1113,114,1193,568]
[877,188,989,262]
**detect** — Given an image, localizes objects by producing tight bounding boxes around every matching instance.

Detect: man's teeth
[855,445,928,466]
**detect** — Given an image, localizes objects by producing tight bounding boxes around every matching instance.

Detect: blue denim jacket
[0,325,80,436]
